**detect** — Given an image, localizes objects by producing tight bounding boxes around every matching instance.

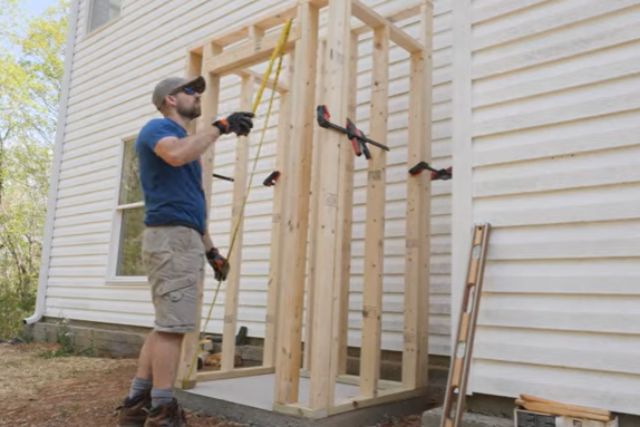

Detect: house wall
[45,0,454,355]
[452,0,640,415]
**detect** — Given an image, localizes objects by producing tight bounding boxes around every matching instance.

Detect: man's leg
[116,333,154,426]
[134,332,153,380]
[151,331,184,390]
[125,333,153,400]
[120,330,183,403]
[144,227,202,425]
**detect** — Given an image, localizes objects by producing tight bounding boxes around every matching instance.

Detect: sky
[25,0,59,17]
[0,0,61,51]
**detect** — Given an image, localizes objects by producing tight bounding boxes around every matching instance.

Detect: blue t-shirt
[135,118,206,234]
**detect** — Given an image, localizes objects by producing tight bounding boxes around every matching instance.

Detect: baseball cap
[152,76,206,109]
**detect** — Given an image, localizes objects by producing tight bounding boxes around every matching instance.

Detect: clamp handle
[345,118,360,156]
[409,161,452,180]
[346,119,372,160]
[433,166,452,181]
[263,170,281,187]
[317,105,386,160]
[409,161,430,176]
[316,105,331,128]
[360,140,371,160]
[213,173,234,182]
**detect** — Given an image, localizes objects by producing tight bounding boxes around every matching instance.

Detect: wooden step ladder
[440,224,491,427]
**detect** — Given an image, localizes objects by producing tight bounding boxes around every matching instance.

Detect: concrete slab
[186,374,364,410]
[176,373,438,427]
[422,406,513,427]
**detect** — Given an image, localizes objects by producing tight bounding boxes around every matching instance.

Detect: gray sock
[151,388,174,408]
[128,377,152,400]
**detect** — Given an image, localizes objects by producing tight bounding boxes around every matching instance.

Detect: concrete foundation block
[423,406,513,427]
[177,388,433,427]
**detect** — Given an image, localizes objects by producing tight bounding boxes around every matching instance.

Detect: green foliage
[39,318,97,358]
[0,0,69,339]
[48,318,74,357]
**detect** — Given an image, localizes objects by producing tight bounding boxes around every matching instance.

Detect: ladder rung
[467,258,479,284]
[473,226,483,245]
[450,358,463,387]
[458,313,470,340]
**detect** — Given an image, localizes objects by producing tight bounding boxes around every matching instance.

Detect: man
[116,76,254,427]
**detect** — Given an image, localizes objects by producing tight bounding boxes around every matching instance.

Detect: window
[88,0,122,33]
[113,137,145,278]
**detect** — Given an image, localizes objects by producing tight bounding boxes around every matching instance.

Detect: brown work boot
[143,398,187,427]
[116,393,151,427]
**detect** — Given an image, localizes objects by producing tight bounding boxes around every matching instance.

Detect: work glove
[206,247,230,282]
[212,112,255,136]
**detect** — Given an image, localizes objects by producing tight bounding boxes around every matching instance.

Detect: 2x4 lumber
[210,0,419,77]
[176,43,222,389]
[274,387,424,419]
[359,25,389,399]
[303,39,327,373]
[221,75,253,372]
[264,56,294,368]
[274,0,319,405]
[188,44,204,56]
[273,402,323,419]
[329,387,426,417]
[248,25,265,51]
[308,0,352,411]
[351,0,423,53]
[337,374,402,390]
[234,68,289,94]
[184,50,203,135]
[334,387,423,408]
[210,2,298,47]
[402,1,432,390]
[189,2,420,64]
[185,50,202,76]
[351,3,422,36]
[414,1,433,390]
[516,400,611,422]
[206,26,299,76]
[386,3,424,25]
[197,366,275,382]
[337,31,359,376]
[519,394,611,420]
[308,0,329,7]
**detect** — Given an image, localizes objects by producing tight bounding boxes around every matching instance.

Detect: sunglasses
[172,86,198,96]
[182,86,198,95]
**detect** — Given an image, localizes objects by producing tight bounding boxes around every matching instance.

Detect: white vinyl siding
[458,0,640,415]
[46,0,454,355]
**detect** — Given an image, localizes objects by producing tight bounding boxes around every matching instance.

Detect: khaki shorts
[142,226,204,334]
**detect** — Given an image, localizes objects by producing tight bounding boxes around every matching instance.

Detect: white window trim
[86,0,123,37]
[106,135,147,286]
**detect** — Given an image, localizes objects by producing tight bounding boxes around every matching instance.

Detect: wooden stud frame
[220,74,253,372]
[360,23,389,399]
[274,0,320,405]
[175,0,432,418]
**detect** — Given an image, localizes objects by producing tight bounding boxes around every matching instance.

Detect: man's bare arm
[198,157,216,253]
[202,233,214,253]
[154,126,221,167]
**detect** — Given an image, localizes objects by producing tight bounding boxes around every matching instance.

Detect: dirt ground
[0,343,423,427]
